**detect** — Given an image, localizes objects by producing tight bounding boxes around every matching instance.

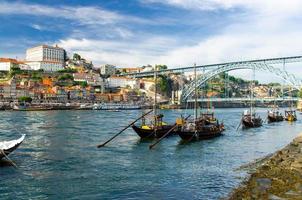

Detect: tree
[73,53,81,61]
[155,65,168,71]
[18,96,32,103]
[58,74,74,81]
[299,89,302,98]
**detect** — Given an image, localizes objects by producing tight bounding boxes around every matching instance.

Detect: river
[0,108,301,199]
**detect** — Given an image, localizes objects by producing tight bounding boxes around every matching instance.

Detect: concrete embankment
[228,134,302,199]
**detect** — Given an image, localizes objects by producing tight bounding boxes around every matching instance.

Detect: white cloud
[31,24,43,31]
[0,1,150,25]
[58,37,180,67]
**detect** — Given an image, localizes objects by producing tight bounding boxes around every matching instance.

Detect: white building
[26,45,65,71]
[100,64,116,76]
[108,76,138,89]
[0,58,18,71]
[25,61,63,72]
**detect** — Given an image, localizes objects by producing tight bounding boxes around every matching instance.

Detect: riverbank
[228,133,302,199]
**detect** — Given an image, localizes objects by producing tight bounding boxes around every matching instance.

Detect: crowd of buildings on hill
[0,44,165,104]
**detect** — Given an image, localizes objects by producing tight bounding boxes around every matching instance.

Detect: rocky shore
[228,134,302,199]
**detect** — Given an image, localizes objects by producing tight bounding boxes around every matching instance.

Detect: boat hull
[242,116,263,128]
[0,135,25,160]
[178,125,224,141]
[132,125,176,139]
[285,116,297,121]
[267,115,284,123]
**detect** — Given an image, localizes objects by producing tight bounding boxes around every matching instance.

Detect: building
[117,67,142,74]
[108,76,139,89]
[25,61,64,71]
[73,73,101,86]
[26,45,65,71]
[0,58,28,71]
[100,64,116,76]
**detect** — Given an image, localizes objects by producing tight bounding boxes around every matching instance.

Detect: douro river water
[0,108,301,199]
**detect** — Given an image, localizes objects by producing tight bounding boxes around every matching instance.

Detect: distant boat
[100,104,141,110]
[0,134,25,160]
[240,69,263,129]
[285,110,297,121]
[13,103,52,111]
[241,109,263,128]
[77,104,93,110]
[267,110,284,123]
[285,88,297,122]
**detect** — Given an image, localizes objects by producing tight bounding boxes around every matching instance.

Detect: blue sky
[1,0,302,82]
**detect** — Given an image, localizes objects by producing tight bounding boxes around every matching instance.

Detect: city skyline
[1,0,302,82]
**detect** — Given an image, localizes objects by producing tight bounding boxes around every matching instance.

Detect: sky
[1,0,302,82]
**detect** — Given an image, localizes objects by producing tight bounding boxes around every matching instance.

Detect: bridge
[187,97,301,103]
[120,56,302,102]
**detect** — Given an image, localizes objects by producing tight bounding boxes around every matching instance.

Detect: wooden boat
[240,69,263,129]
[285,110,297,121]
[0,134,25,160]
[241,110,263,128]
[267,110,284,123]
[132,69,174,139]
[177,64,224,142]
[132,114,176,139]
[178,119,224,141]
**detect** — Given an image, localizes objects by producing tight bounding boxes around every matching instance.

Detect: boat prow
[0,134,26,159]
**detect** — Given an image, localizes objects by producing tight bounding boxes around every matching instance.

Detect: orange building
[42,77,53,86]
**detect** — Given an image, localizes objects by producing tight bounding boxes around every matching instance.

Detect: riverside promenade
[229,133,302,199]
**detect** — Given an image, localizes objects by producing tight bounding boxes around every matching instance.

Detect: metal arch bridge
[181,59,302,101]
[120,56,302,77]
[186,97,301,103]
[119,55,302,102]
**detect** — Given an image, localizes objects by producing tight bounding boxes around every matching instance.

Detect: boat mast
[154,66,157,125]
[194,63,198,121]
[250,66,255,116]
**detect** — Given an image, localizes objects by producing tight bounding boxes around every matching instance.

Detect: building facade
[25,61,64,72]
[108,76,138,89]
[26,45,65,71]
[0,58,19,71]
[100,64,116,76]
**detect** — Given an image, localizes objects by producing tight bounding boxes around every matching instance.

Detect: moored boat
[177,64,224,142]
[178,118,224,141]
[0,134,25,160]
[267,110,284,123]
[285,110,297,121]
[132,68,175,139]
[241,110,263,128]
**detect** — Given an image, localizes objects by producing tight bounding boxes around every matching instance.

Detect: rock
[268,194,285,200]
[284,189,301,197]
[256,178,272,192]
[293,136,302,143]
[227,134,302,199]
